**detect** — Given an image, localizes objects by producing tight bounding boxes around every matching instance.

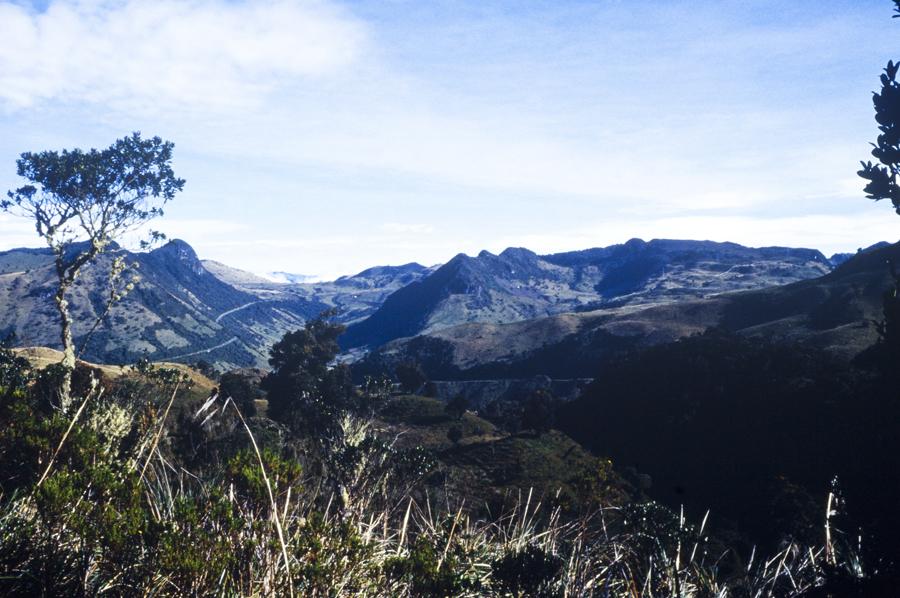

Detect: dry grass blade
[398,497,413,555]
[438,503,464,572]
[139,382,180,482]
[33,386,102,491]
[227,395,294,598]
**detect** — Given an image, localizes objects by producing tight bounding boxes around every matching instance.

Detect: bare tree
[2,132,184,411]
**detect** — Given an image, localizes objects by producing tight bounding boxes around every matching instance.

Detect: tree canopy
[858,2,900,213]
[4,132,184,255]
[859,59,900,214]
[2,133,184,410]
[858,5,900,369]
[262,311,354,434]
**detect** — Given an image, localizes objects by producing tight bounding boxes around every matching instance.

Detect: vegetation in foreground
[0,318,893,598]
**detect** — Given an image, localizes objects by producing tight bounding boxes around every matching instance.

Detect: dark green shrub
[0,345,31,407]
[447,425,463,445]
[384,536,468,596]
[218,369,264,416]
[292,513,374,594]
[491,544,564,597]
[395,361,427,394]
[225,448,302,509]
[154,492,245,594]
[444,394,469,420]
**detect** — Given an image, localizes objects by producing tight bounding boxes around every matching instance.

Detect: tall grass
[0,377,873,596]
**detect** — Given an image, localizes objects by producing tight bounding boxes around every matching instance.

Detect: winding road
[214,301,260,323]
[165,301,264,361]
[165,337,239,360]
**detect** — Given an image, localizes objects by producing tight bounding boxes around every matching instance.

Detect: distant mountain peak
[151,239,204,276]
[151,238,194,259]
[342,238,844,351]
[340,262,428,281]
[499,247,538,260]
[154,238,196,256]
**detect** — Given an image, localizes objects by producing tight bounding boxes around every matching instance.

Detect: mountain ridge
[0,239,326,369]
[354,240,899,382]
[1,237,889,372]
[341,238,837,350]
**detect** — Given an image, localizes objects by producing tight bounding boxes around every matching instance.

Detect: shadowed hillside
[355,240,899,382]
[0,240,326,369]
[341,239,834,350]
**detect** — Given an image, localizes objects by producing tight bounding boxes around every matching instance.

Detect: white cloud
[0,213,39,249]
[0,0,365,113]
[0,0,892,279]
[381,222,435,234]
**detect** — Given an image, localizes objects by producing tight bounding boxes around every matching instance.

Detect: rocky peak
[149,239,205,276]
[499,247,539,262]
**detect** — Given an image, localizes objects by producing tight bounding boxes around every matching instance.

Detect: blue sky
[1,0,899,279]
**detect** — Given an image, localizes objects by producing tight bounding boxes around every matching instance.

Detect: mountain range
[340,238,841,350]
[355,240,898,382]
[0,237,889,372]
[0,240,433,369]
[0,240,320,369]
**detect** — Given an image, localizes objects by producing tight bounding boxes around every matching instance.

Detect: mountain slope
[342,239,834,350]
[0,240,326,369]
[211,262,435,326]
[0,241,436,370]
[200,260,274,286]
[354,241,900,381]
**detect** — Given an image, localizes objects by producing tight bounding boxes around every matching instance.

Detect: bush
[491,544,563,597]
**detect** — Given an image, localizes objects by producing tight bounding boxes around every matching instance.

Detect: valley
[0,236,865,374]
[4,233,899,585]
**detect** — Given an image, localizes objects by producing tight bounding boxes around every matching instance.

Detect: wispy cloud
[0,213,38,248]
[381,222,435,234]
[0,1,895,277]
[0,0,365,113]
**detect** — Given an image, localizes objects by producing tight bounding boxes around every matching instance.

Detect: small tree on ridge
[2,133,184,411]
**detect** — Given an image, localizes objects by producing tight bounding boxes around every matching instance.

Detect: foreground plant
[0,338,888,596]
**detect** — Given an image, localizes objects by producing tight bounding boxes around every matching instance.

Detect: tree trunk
[54,283,76,413]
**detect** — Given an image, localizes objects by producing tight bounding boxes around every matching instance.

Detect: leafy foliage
[394,361,427,394]
[444,393,469,420]
[1,133,184,410]
[521,389,556,435]
[3,133,184,242]
[0,343,32,406]
[857,10,900,381]
[218,369,264,417]
[0,341,894,595]
[446,425,463,445]
[859,60,900,213]
[263,311,354,435]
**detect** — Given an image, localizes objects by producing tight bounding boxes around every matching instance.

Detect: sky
[1,0,899,280]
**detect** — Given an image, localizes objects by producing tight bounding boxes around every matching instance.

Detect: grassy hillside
[12,346,217,405]
[377,395,633,512]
